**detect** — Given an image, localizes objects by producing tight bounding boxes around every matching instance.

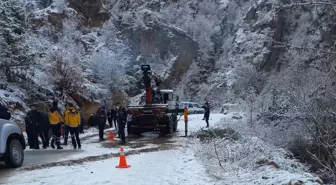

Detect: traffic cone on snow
[109,130,115,141]
[115,148,131,168]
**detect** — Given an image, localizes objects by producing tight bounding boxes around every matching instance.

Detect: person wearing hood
[48,101,63,149]
[64,103,81,149]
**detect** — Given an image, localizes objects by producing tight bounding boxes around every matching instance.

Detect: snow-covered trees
[90,19,130,92]
[161,0,221,54]
[48,48,84,96]
[0,0,33,82]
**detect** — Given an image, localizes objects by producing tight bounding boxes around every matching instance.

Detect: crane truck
[127,65,183,136]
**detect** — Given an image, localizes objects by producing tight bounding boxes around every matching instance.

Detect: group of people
[1,98,211,149]
[25,101,83,150]
[87,103,128,144]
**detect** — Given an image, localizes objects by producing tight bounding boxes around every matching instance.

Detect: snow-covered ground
[1,113,323,185]
[6,148,211,185]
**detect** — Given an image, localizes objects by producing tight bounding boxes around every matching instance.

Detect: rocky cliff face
[10,0,336,111]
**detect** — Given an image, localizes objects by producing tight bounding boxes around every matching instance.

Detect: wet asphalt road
[0,147,84,184]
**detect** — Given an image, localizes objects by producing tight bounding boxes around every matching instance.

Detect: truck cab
[160,89,179,110]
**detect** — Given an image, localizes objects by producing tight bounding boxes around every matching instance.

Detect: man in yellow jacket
[48,101,63,149]
[64,103,82,149]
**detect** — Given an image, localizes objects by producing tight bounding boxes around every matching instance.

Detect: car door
[188,103,194,112]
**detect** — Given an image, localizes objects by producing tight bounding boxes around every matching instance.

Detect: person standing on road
[39,112,50,149]
[24,111,35,149]
[184,106,188,136]
[202,102,210,128]
[184,106,188,124]
[107,109,113,128]
[26,104,43,149]
[96,106,107,141]
[117,106,127,145]
[48,101,63,150]
[64,104,81,149]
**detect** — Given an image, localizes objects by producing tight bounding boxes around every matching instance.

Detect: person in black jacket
[117,106,127,144]
[24,114,35,149]
[39,112,50,149]
[202,102,210,128]
[0,103,11,120]
[26,105,44,149]
[95,106,107,141]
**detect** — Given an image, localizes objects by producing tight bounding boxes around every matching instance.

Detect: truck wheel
[127,123,133,136]
[4,139,24,168]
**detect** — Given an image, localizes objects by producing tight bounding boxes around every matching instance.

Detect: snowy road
[0,114,224,185]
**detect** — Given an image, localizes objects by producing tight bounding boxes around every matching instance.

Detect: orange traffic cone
[115,148,131,168]
[109,131,115,141]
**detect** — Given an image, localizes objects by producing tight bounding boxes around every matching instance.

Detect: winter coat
[0,104,11,120]
[117,107,127,124]
[48,107,63,125]
[111,109,117,118]
[64,107,81,128]
[39,112,50,132]
[26,110,43,126]
[202,103,210,116]
[95,108,107,126]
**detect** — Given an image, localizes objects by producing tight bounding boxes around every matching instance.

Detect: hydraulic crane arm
[141,64,164,105]
[141,65,152,105]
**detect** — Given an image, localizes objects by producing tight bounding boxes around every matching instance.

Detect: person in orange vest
[184,106,188,124]
[184,106,188,136]
[48,101,63,149]
[64,103,82,149]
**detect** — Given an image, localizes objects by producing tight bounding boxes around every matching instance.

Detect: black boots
[56,137,63,149]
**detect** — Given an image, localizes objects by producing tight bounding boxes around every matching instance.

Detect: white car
[0,119,26,167]
[179,102,205,114]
